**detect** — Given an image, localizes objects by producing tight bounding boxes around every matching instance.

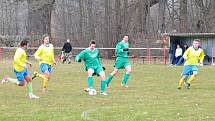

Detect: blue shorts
[182,65,198,75]
[40,63,52,73]
[14,69,29,81]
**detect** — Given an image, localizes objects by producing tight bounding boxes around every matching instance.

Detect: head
[41,34,50,45]
[20,39,29,49]
[67,39,70,43]
[193,39,201,49]
[177,44,180,48]
[122,35,129,42]
[89,40,96,50]
[184,44,188,48]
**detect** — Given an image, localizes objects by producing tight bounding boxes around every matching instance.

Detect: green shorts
[85,65,104,75]
[114,57,130,69]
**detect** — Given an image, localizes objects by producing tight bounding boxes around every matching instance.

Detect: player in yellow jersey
[177,39,204,90]
[32,34,56,93]
[1,39,39,99]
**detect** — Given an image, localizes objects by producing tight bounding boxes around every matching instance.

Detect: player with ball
[75,40,107,96]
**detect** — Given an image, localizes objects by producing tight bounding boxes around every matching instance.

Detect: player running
[1,39,39,99]
[75,40,107,95]
[177,39,204,90]
[32,34,56,93]
[106,34,131,88]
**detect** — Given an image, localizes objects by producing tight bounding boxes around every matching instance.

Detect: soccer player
[177,39,204,90]
[32,34,56,93]
[75,40,107,95]
[106,35,131,88]
[1,39,39,99]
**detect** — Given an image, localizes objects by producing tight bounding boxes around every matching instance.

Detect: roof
[166,33,215,38]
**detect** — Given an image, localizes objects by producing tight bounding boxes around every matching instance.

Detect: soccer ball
[89,89,97,96]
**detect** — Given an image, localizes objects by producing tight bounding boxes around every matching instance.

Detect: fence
[0,47,170,64]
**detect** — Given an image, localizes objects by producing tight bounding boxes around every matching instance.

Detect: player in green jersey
[75,40,107,95]
[106,35,131,88]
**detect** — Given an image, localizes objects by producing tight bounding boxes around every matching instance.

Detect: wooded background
[0,0,214,48]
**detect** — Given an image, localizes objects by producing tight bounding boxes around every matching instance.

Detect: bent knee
[18,81,25,86]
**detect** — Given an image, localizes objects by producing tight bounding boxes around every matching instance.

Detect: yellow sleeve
[199,49,205,63]
[52,46,55,60]
[34,46,42,60]
[14,50,25,67]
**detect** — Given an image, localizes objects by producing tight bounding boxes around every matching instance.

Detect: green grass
[1,60,215,121]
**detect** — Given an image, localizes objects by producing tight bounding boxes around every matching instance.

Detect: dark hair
[41,34,49,42]
[89,40,96,45]
[122,34,129,38]
[20,39,29,47]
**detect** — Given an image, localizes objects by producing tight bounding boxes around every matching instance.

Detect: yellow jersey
[183,47,204,65]
[34,44,54,65]
[13,48,27,72]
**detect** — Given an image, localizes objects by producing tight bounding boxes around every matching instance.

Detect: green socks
[26,82,33,96]
[87,76,93,89]
[122,74,130,84]
[100,80,106,92]
[106,75,113,85]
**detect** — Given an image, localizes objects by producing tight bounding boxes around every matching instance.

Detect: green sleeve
[75,49,85,61]
[116,43,123,53]
[97,50,102,64]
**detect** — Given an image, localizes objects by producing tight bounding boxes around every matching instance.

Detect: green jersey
[115,40,129,58]
[75,48,101,68]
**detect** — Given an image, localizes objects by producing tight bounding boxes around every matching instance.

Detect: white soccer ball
[89,89,97,96]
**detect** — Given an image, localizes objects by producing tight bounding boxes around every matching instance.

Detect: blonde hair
[41,34,49,42]
[194,39,200,42]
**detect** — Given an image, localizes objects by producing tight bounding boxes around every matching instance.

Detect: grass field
[1,60,215,121]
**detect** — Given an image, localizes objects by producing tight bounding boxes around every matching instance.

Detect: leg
[87,68,94,89]
[106,68,119,87]
[186,71,198,89]
[1,76,20,85]
[99,70,107,95]
[68,53,72,64]
[34,64,52,92]
[121,65,131,87]
[178,75,187,89]
[176,56,183,65]
[42,70,51,92]
[25,75,39,99]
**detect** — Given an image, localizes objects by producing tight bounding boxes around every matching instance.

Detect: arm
[26,60,32,67]
[116,43,123,53]
[75,50,85,62]
[199,50,205,65]
[34,47,42,61]
[62,44,66,52]
[52,47,56,65]
[183,48,190,60]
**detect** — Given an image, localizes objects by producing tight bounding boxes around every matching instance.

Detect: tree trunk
[27,0,54,36]
[179,0,188,32]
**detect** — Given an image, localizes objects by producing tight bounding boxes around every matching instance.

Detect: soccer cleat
[121,83,129,88]
[100,92,108,96]
[1,75,9,84]
[185,83,191,89]
[32,72,38,80]
[29,94,40,99]
[106,84,110,89]
[177,87,182,90]
[84,88,90,92]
